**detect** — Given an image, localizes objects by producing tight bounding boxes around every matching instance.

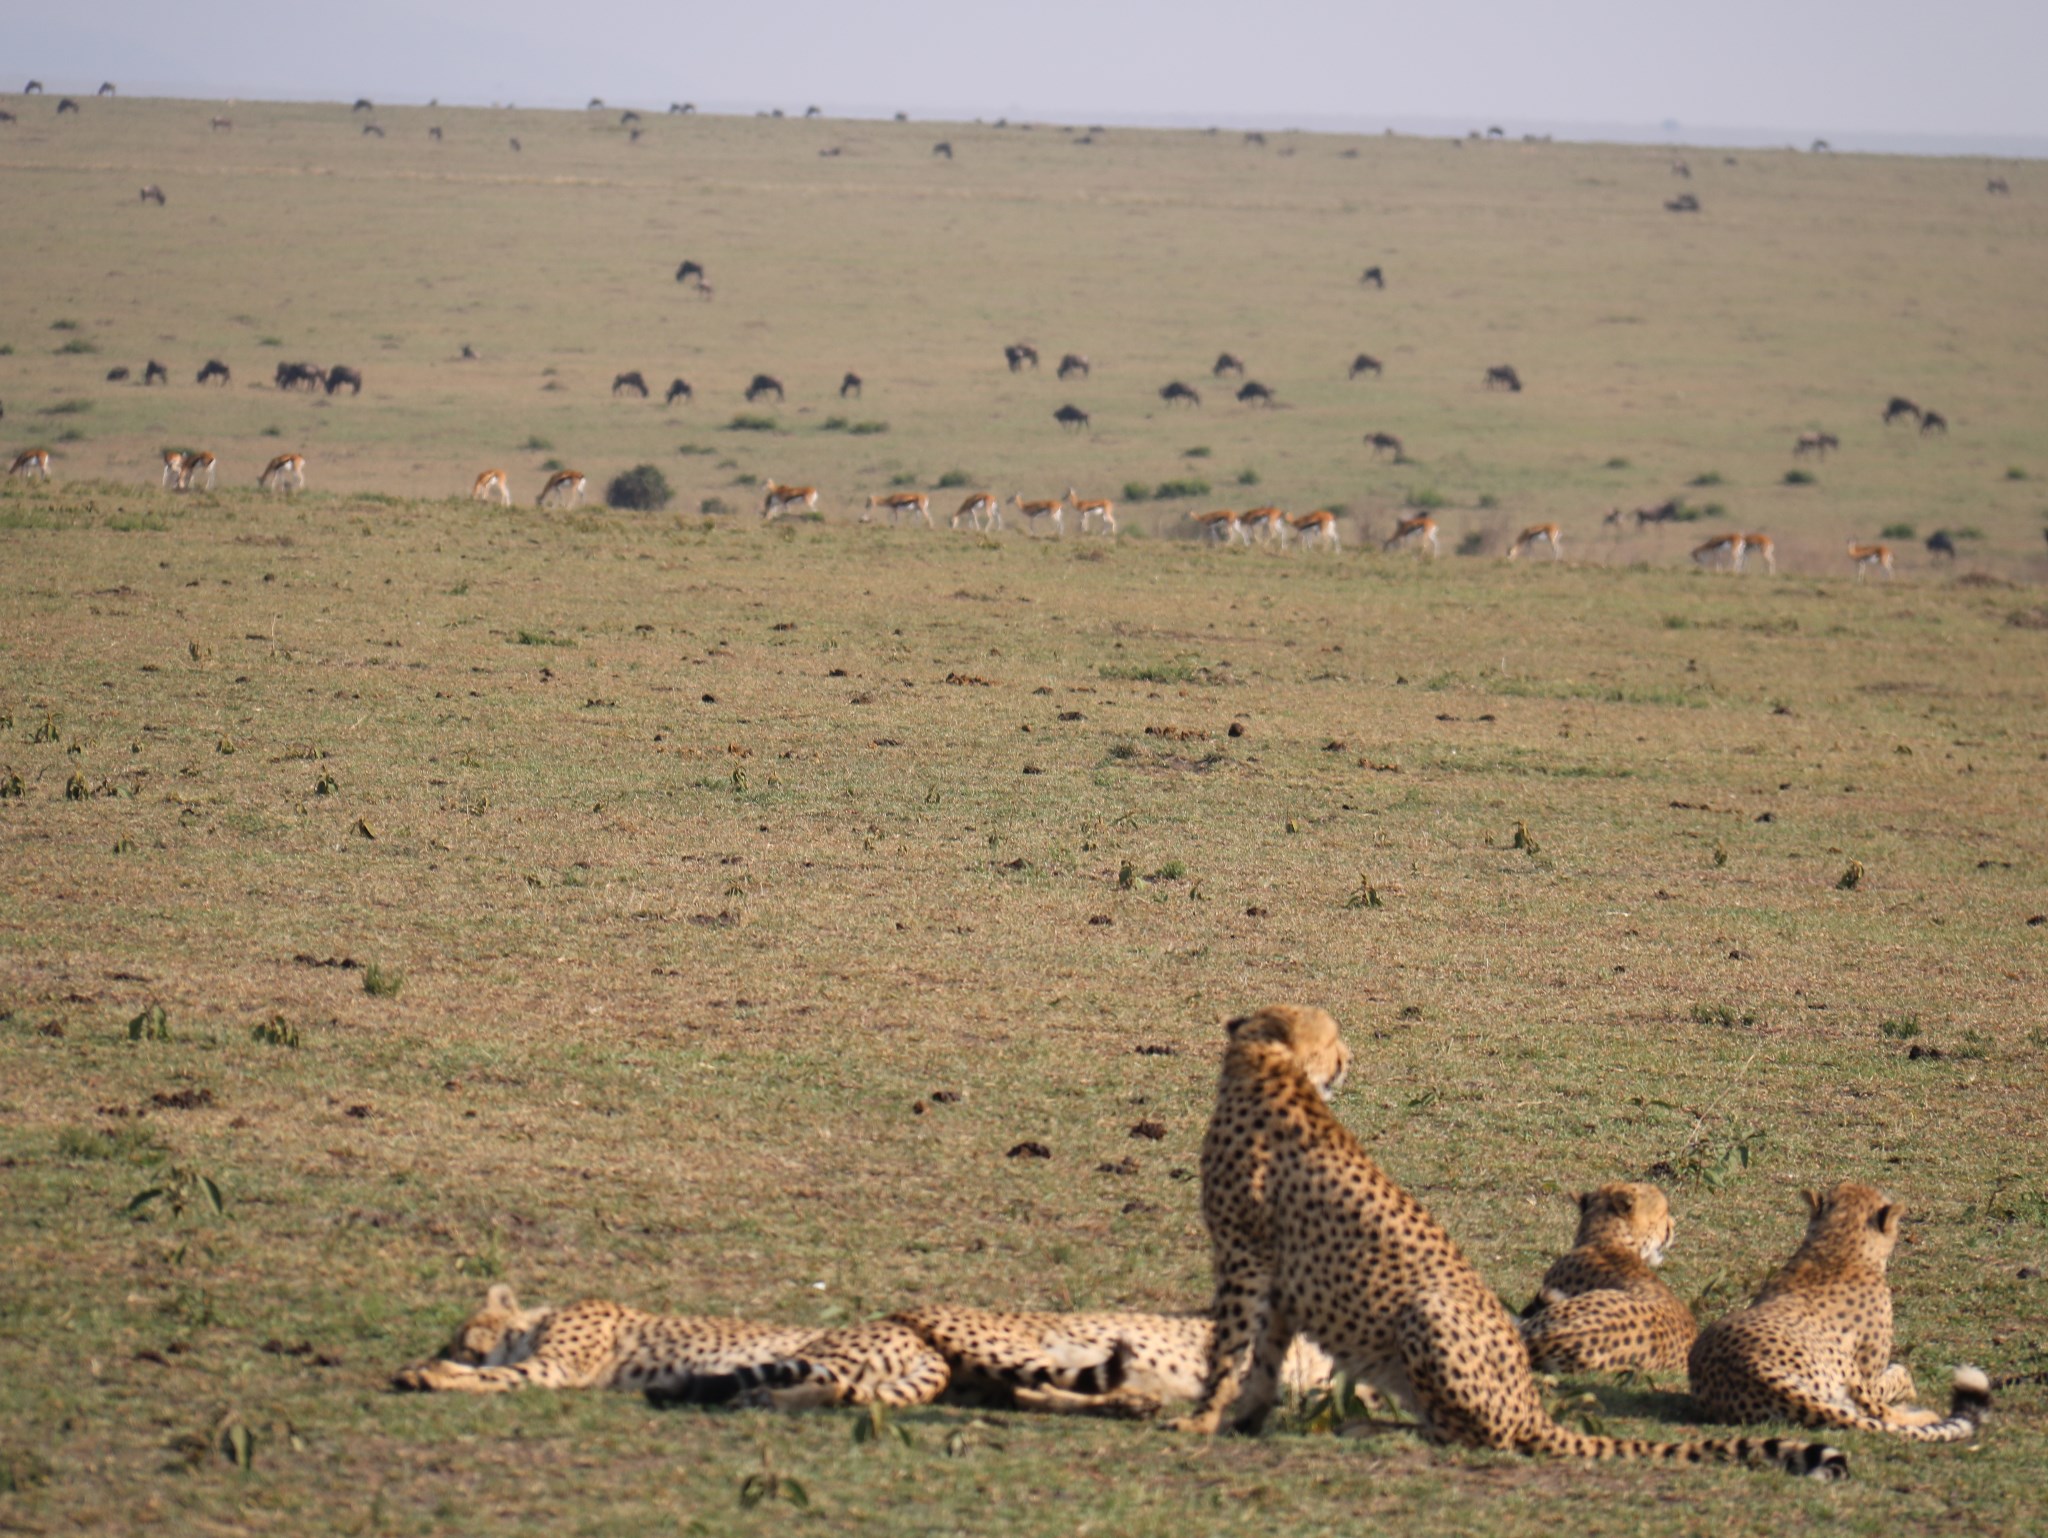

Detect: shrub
[1121,482,1152,502]
[1880,521,1915,540]
[606,464,673,511]
[1689,470,1724,486]
[1183,445,1211,458]
[700,497,731,515]
[1455,531,1484,556]
[1405,486,1447,510]
[49,318,80,331]
[677,442,714,456]
[362,963,403,998]
[1236,468,1260,487]
[40,399,91,416]
[1952,526,1985,541]
[1153,478,1211,499]
[728,414,778,431]
[936,469,974,488]
[1604,456,1632,470]
[540,457,564,472]
[55,338,98,355]
[1476,492,1499,509]
[522,434,552,451]
[820,416,849,431]
[1783,468,1816,486]
[849,420,889,435]
[2005,467,2029,481]
[54,428,85,444]
[258,335,284,348]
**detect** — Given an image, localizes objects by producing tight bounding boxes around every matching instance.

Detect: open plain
[3,94,2047,1536]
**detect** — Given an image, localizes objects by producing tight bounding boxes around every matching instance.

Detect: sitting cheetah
[1520,1182,1698,1374]
[1687,1182,1990,1442]
[1171,1005,1848,1476]
[390,1283,945,1405]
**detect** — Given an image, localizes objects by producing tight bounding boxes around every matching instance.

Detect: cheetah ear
[1608,1187,1634,1216]
[1575,1191,1591,1214]
[485,1283,519,1312]
[1224,1014,1251,1038]
[1868,1204,1897,1235]
[1802,1188,1823,1219]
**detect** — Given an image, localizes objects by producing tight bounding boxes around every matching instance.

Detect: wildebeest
[1633,500,1681,526]
[24,80,42,94]
[1160,381,1201,407]
[0,110,15,124]
[143,360,168,386]
[1054,403,1091,431]
[1919,410,1947,435]
[1665,193,1700,213]
[1925,530,1957,559]
[805,105,822,118]
[106,366,130,382]
[665,378,694,405]
[1057,353,1090,379]
[197,359,231,386]
[1348,353,1382,379]
[670,102,695,115]
[98,82,116,96]
[1793,431,1840,458]
[56,98,80,115]
[1212,352,1246,377]
[352,98,373,112]
[1360,266,1385,289]
[1005,343,1039,372]
[509,137,521,152]
[1363,431,1404,460]
[210,116,232,132]
[1484,364,1523,392]
[138,185,166,205]
[362,124,385,138]
[620,110,640,125]
[932,141,952,159]
[675,260,706,285]
[839,372,862,399]
[275,361,326,392]
[324,365,363,396]
[1244,131,1266,147]
[1882,396,1922,425]
[1236,380,1275,406]
[746,373,785,403]
[612,371,650,398]
[1987,178,2010,195]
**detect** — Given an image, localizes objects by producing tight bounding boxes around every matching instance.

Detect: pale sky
[17,0,2048,152]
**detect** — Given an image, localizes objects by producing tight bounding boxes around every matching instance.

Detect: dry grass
[1,94,2045,1536]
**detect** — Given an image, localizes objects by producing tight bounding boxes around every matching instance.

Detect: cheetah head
[1799,1180,1900,1267]
[1225,1005,1352,1099]
[1574,1182,1675,1266]
[435,1283,539,1366]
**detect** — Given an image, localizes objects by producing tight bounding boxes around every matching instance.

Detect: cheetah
[390,1283,945,1405]
[1171,1005,1849,1477]
[1520,1182,1698,1374]
[1687,1182,1990,1442]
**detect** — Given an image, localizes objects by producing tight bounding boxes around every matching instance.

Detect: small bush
[1689,470,1724,486]
[1604,456,1632,470]
[1880,521,1916,540]
[1476,492,1499,509]
[40,399,92,416]
[1783,468,1816,486]
[0,344,13,356]
[700,497,731,515]
[1152,859,1188,880]
[1183,445,1211,458]
[936,469,974,488]
[55,338,98,355]
[1405,486,1447,510]
[539,457,564,472]
[606,464,673,511]
[2005,467,2028,481]
[258,335,284,348]
[260,424,282,438]
[820,416,849,431]
[1952,526,1985,541]
[1455,531,1484,556]
[362,963,403,998]
[1121,482,1152,502]
[677,442,714,456]
[849,420,889,435]
[728,414,778,432]
[1153,478,1211,499]
[1879,1016,1920,1041]
[889,471,919,487]
[1236,468,1260,487]
[54,428,85,443]
[49,318,80,332]
[522,434,552,451]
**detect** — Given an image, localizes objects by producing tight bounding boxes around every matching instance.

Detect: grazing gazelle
[257,452,306,492]
[1691,532,1746,571]
[1738,533,1777,574]
[1290,509,1339,551]
[1189,508,1247,546]
[952,492,998,531]
[1241,507,1289,546]
[1849,542,1894,580]
[1383,514,1438,557]
[160,449,185,489]
[1008,493,1064,536]
[9,448,52,481]
[761,479,819,519]
[177,451,218,492]
[1506,522,1562,561]
[471,469,511,506]
[536,469,586,509]
[864,490,932,528]
[1793,431,1839,458]
[1065,486,1116,537]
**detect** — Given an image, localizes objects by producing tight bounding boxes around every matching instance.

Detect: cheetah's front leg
[1168,1268,1271,1435]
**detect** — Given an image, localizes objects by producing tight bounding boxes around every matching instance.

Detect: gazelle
[1008,493,1064,536]
[952,492,997,531]
[1241,507,1289,547]
[1065,486,1116,537]
[761,479,819,519]
[1383,514,1437,556]
[536,469,586,509]
[160,450,185,489]
[1793,431,1839,458]
[1849,542,1893,580]
[1737,533,1776,574]
[9,448,52,481]
[257,453,306,492]
[1290,509,1339,551]
[1189,509,1247,546]
[864,490,932,528]
[471,469,511,506]
[177,451,218,492]
[1506,522,1562,561]
[1691,532,1745,571]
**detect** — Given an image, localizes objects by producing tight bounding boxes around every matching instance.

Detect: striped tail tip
[1949,1366,1992,1427]
[645,1371,747,1408]
[1788,1440,1849,1480]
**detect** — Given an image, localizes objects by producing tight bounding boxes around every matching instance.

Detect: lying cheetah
[1688,1182,1990,1441]
[1172,1005,1848,1476]
[1520,1182,1698,1374]
[390,1283,945,1405]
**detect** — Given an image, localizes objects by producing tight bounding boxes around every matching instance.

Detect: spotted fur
[1520,1183,1697,1374]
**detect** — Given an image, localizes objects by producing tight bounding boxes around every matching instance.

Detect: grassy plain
[2,94,2046,1536]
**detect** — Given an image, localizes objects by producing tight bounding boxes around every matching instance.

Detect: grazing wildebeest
[745,373,785,403]
[1057,353,1090,380]
[362,123,385,138]
[429,125,443,141]
[138,184,166,205]
[675,259,705,284]
[1487,125,1505,138]
[0,110,14,124]
[460,344,479,361]
[197,359,231,386]
[1360,266,1385,288]
[98,82,116,96]
[1882,396,1922,426]
[143,360,168,385]
[1348,353,1382,379]
[1243,131,1266,147]
[1363,430,1404,460]
[1794,431,1840,457]
[1633,500,1681,526]
[57,98,80,115]
[1005,343,1039,372]
[671,102,695,115]
[24,80,43,93]
[1811,139,1831,152]
[665,378,694,405]
[210,116,232,132]
[106,366,130,382]
[275,361,325,392]
[1160,381,1201,407]
[839,372,862,399]
[1053,403,1091,432]
[612,371,650,398]
[1665,193,1700,212]
[621,110,640,125]
[932,141,952,159]
[1925,530,1957,559]
[1484,364,1523,392]
[805,106,821,118]
[324,365,363,396]
[1212,352,1246,377]
[509,137,521,152]
[1919,410,1947,435]
[588,98,605,110]
[353,98,373,112]
[1236,380,1275,406]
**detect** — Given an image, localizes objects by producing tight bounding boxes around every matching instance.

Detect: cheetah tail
[643,1361,791,1408]
[1522,1419,1850,1479]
